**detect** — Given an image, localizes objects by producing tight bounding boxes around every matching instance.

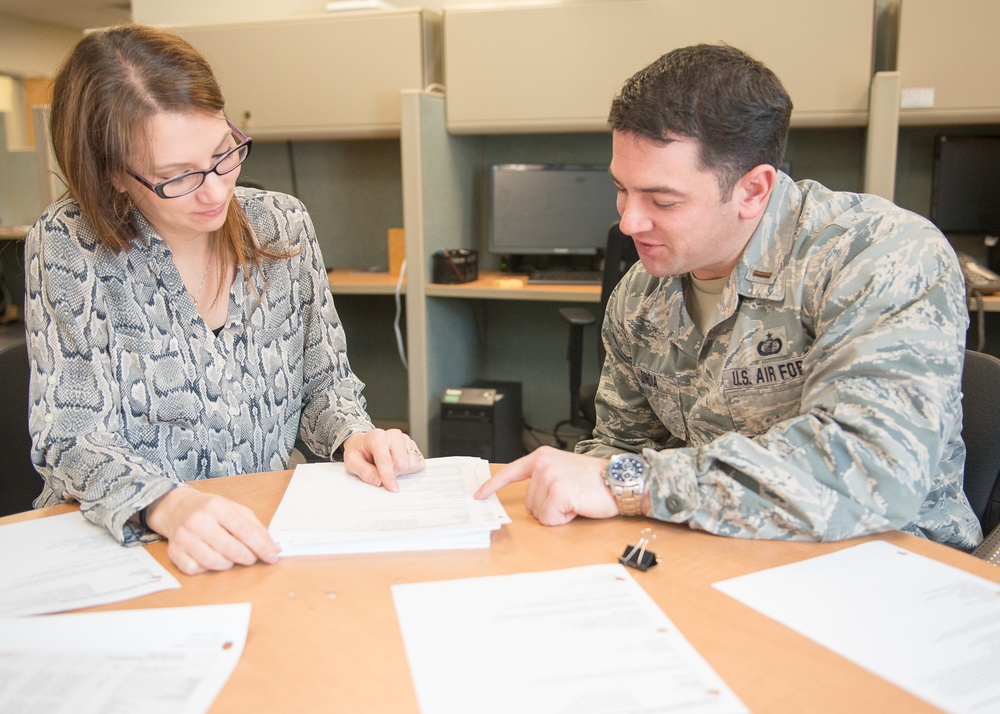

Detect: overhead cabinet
[897,0,1000,124]
[443,0,876,133]
[169,9,440,139]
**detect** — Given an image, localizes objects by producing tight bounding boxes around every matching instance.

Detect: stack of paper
[268,456,510,555]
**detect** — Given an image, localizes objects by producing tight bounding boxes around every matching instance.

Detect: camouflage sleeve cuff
[645,447,700,523]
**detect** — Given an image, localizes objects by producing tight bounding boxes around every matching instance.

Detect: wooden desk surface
[4,470,998,713]
[971,293,1000,312]
[327,268,404,295]
[425,270,601,303]
[327,267,1000,310]
[0,225,29,241]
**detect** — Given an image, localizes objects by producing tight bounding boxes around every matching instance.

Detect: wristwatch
[604,453,648,516]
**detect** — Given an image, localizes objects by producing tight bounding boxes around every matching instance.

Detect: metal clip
[619,527,658,571]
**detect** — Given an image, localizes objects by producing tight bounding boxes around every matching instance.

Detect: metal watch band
[613,485,644,517]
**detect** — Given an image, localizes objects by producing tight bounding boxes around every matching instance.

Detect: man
[476,44,982,549]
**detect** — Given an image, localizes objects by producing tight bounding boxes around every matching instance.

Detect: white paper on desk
[713,541,1000,714]
[0,511,180,618]
[0,602,250,714]
[269,456,510,555]
[392,564,748,714]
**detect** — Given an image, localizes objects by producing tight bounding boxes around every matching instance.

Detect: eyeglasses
[126,119,253,199]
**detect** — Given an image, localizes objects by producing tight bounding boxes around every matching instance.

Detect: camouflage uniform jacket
[26,189,375,545]
[577,174,981,549]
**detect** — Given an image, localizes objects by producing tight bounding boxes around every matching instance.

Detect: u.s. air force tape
[724,358,806,390]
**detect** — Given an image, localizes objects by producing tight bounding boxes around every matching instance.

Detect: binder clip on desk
[619,528,658,572]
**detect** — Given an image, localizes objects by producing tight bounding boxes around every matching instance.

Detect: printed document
[268,457,510,555]
[0,511,179,618]
[392,563,748,714]
[0,602,250,714]
[713,541,1000,714]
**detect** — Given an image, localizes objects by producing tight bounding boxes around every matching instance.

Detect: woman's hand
[342,429,425,491]
[145,486,281,576]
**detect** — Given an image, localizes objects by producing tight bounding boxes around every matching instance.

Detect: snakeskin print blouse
[25,188,374,545]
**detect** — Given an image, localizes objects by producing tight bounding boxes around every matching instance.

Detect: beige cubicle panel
[897,0,1000,125]
[168,9,440,139]
[443,0,876,134]
[864,71,902,200]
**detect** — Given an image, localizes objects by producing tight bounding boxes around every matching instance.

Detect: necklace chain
[191,259,211,309]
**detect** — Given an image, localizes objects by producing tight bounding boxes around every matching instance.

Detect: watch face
[608,455,644,483]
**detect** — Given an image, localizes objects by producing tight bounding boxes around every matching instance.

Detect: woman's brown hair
[50,23,282,298]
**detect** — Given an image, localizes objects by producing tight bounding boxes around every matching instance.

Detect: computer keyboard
[527,269,603,285]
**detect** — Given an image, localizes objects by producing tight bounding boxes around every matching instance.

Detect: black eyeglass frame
[126,119,253,199]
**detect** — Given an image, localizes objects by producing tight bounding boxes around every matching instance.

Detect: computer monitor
[929,135,1000,236]
[487,164,619,256]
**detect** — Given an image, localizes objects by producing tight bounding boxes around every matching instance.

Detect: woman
[25,24,424,575]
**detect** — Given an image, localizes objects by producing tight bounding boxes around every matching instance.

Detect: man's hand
[474,446,615,525]
[145,486,281,576]
[342,429,425,492]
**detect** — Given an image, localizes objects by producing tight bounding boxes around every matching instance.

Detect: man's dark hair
[608,44,792,198]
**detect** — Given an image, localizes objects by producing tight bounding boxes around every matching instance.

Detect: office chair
[0,332,43,517]
[557,223,639,440]
[961,349,1000,541]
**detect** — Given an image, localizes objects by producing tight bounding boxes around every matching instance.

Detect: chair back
[961,349,1000,534]
[0,332,41,517]
[597,223,639,368]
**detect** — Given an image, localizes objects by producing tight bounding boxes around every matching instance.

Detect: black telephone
[958,253,1000,295]
[958,253,1000,351]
